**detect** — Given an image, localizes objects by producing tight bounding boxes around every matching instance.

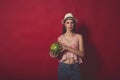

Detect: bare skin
[49,19,84,64]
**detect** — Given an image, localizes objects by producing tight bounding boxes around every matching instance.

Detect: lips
[68,26,73,29]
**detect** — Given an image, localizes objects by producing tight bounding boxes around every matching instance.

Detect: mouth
[68,27,72,29]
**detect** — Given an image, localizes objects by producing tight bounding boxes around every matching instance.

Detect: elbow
[82,53,84,58]
[79,51,84,58]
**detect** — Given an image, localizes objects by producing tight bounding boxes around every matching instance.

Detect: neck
[65,31,74,37]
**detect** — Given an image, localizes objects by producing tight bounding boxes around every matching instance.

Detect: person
[49,13,84,80]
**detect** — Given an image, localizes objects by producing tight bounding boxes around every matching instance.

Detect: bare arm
[49,36,62,58]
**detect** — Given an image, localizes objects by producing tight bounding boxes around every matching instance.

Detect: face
[64,19,74,31]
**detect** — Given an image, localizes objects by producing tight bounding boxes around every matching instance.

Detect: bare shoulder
[58,34,64,39]
[75,33,83,39]
[57,34,64,41]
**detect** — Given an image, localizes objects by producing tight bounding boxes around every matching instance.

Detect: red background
[0,0,120,80]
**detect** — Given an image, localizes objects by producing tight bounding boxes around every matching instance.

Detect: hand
[58,42,69,52]
[49,51,59,58]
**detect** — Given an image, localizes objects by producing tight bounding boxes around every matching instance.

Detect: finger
[49,51,53,54]
[59,47,64,52]
[59,44,63,47]
[60,48,65,52]
[50,54,56,58]
[54,54,58,57]
[51,52,58,58]
[59,46,63,50]
[49,52,56,57]
[49,53,54,57]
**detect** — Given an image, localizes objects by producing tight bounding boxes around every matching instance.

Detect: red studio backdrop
[0,0,120,80]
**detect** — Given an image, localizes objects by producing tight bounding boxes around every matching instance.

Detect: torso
[63,58,77,64]
[58,33,79,64]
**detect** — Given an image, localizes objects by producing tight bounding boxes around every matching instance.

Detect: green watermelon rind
[50,42,60,54]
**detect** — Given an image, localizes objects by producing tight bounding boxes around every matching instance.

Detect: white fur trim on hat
[61,13,77,24]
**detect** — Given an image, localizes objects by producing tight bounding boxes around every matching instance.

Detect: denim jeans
[58,62,81,80]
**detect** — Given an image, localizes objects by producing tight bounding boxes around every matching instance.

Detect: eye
[67,22,69,24]
[66,22,69,24]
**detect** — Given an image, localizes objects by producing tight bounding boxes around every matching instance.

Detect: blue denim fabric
[58,62,81,80]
